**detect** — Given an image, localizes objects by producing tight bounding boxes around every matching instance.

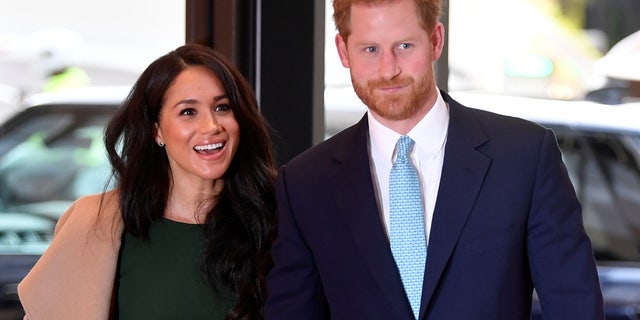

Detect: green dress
[116,218,233,319]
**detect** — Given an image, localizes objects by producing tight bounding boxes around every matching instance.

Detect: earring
[158,141,165,147]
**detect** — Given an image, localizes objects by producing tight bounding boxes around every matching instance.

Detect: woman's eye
[215,104,232,112]
[180,108,196,116]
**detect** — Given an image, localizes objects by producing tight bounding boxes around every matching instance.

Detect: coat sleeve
[17,191,122,320]
[527,129,605,319]
[18,200,78,320]
[265,166,330,319]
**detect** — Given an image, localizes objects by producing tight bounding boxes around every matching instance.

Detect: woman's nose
[202,113,221,133]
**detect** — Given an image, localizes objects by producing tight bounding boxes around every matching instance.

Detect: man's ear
[335,34,350,68]
[431,22,445,61]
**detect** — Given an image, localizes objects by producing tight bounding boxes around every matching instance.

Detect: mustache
[367,76,414,88]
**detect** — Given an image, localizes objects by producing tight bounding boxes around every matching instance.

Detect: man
[265,0,605,319]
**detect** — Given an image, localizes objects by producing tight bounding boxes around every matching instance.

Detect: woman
[18,43,277,320]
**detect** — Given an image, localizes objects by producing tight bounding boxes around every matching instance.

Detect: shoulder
[450,95,544,128]
[72,189,119,212]
[286,115,367,169]
[445,91,549,140]
[441,91,559,165]
[55,189,120,235]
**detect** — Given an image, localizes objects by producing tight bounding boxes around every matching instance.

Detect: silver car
[0,86,128,320]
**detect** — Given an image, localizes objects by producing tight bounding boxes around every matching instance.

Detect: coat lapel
[419,94,492,317]
[328,116,413,318]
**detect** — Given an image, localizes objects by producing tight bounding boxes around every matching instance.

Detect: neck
[164,178,224,224]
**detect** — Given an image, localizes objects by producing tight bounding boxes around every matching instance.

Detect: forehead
[169,67,225,93]
[160,67,228,108]
[347,0,424,42]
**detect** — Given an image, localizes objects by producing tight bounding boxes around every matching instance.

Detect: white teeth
[194,142,223,151]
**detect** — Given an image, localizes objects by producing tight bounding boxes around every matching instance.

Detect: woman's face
[155,66,240,189]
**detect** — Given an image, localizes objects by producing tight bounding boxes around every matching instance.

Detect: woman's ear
[154,122,164,146]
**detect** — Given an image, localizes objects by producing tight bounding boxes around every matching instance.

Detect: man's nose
[379,51,401,79]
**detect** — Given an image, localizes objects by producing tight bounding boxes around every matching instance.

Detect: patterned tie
[389,135,427,320]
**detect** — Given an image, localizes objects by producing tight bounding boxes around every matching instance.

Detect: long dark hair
[104,43,277,319]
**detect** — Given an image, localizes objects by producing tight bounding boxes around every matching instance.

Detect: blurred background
[324,0,640,136]
[0,0,185,122]
[1,0,638,125]
[1,0,639,319]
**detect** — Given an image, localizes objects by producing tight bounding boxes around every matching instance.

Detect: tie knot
[395,135,414,161]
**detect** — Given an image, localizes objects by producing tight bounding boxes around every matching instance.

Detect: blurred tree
[585,0,640,49]
[557,0,587,28]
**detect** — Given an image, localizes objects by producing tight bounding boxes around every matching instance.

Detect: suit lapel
[419,94,492,317]
[328,116,413,318]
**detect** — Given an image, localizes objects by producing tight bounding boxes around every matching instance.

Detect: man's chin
[369,103,413,121]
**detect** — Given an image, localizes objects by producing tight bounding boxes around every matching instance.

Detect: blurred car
[595,29,640,84]
[0,86,128,320]
[592,29,640,104]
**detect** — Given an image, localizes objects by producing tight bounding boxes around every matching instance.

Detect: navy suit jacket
[265,91,604,319]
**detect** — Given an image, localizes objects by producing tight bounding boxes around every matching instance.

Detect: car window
[0,105,115,225]
[553,127,640,262]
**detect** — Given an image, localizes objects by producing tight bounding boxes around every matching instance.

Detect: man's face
[335,0,443,126]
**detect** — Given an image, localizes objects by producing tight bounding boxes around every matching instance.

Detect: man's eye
[398,43,411,50]
[365,47,377,53]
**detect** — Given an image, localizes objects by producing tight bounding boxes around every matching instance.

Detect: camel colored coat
[18,190,123,320]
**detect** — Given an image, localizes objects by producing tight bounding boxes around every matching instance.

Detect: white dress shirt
[368,88,449,242]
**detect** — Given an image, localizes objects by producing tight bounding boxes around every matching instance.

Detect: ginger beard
[352,73,433,121]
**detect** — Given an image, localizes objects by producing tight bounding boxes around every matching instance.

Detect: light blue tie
[389,135,427,320]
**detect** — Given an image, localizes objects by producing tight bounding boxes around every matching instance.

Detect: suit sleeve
[265,166,329,319]
[527,129,605,319]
